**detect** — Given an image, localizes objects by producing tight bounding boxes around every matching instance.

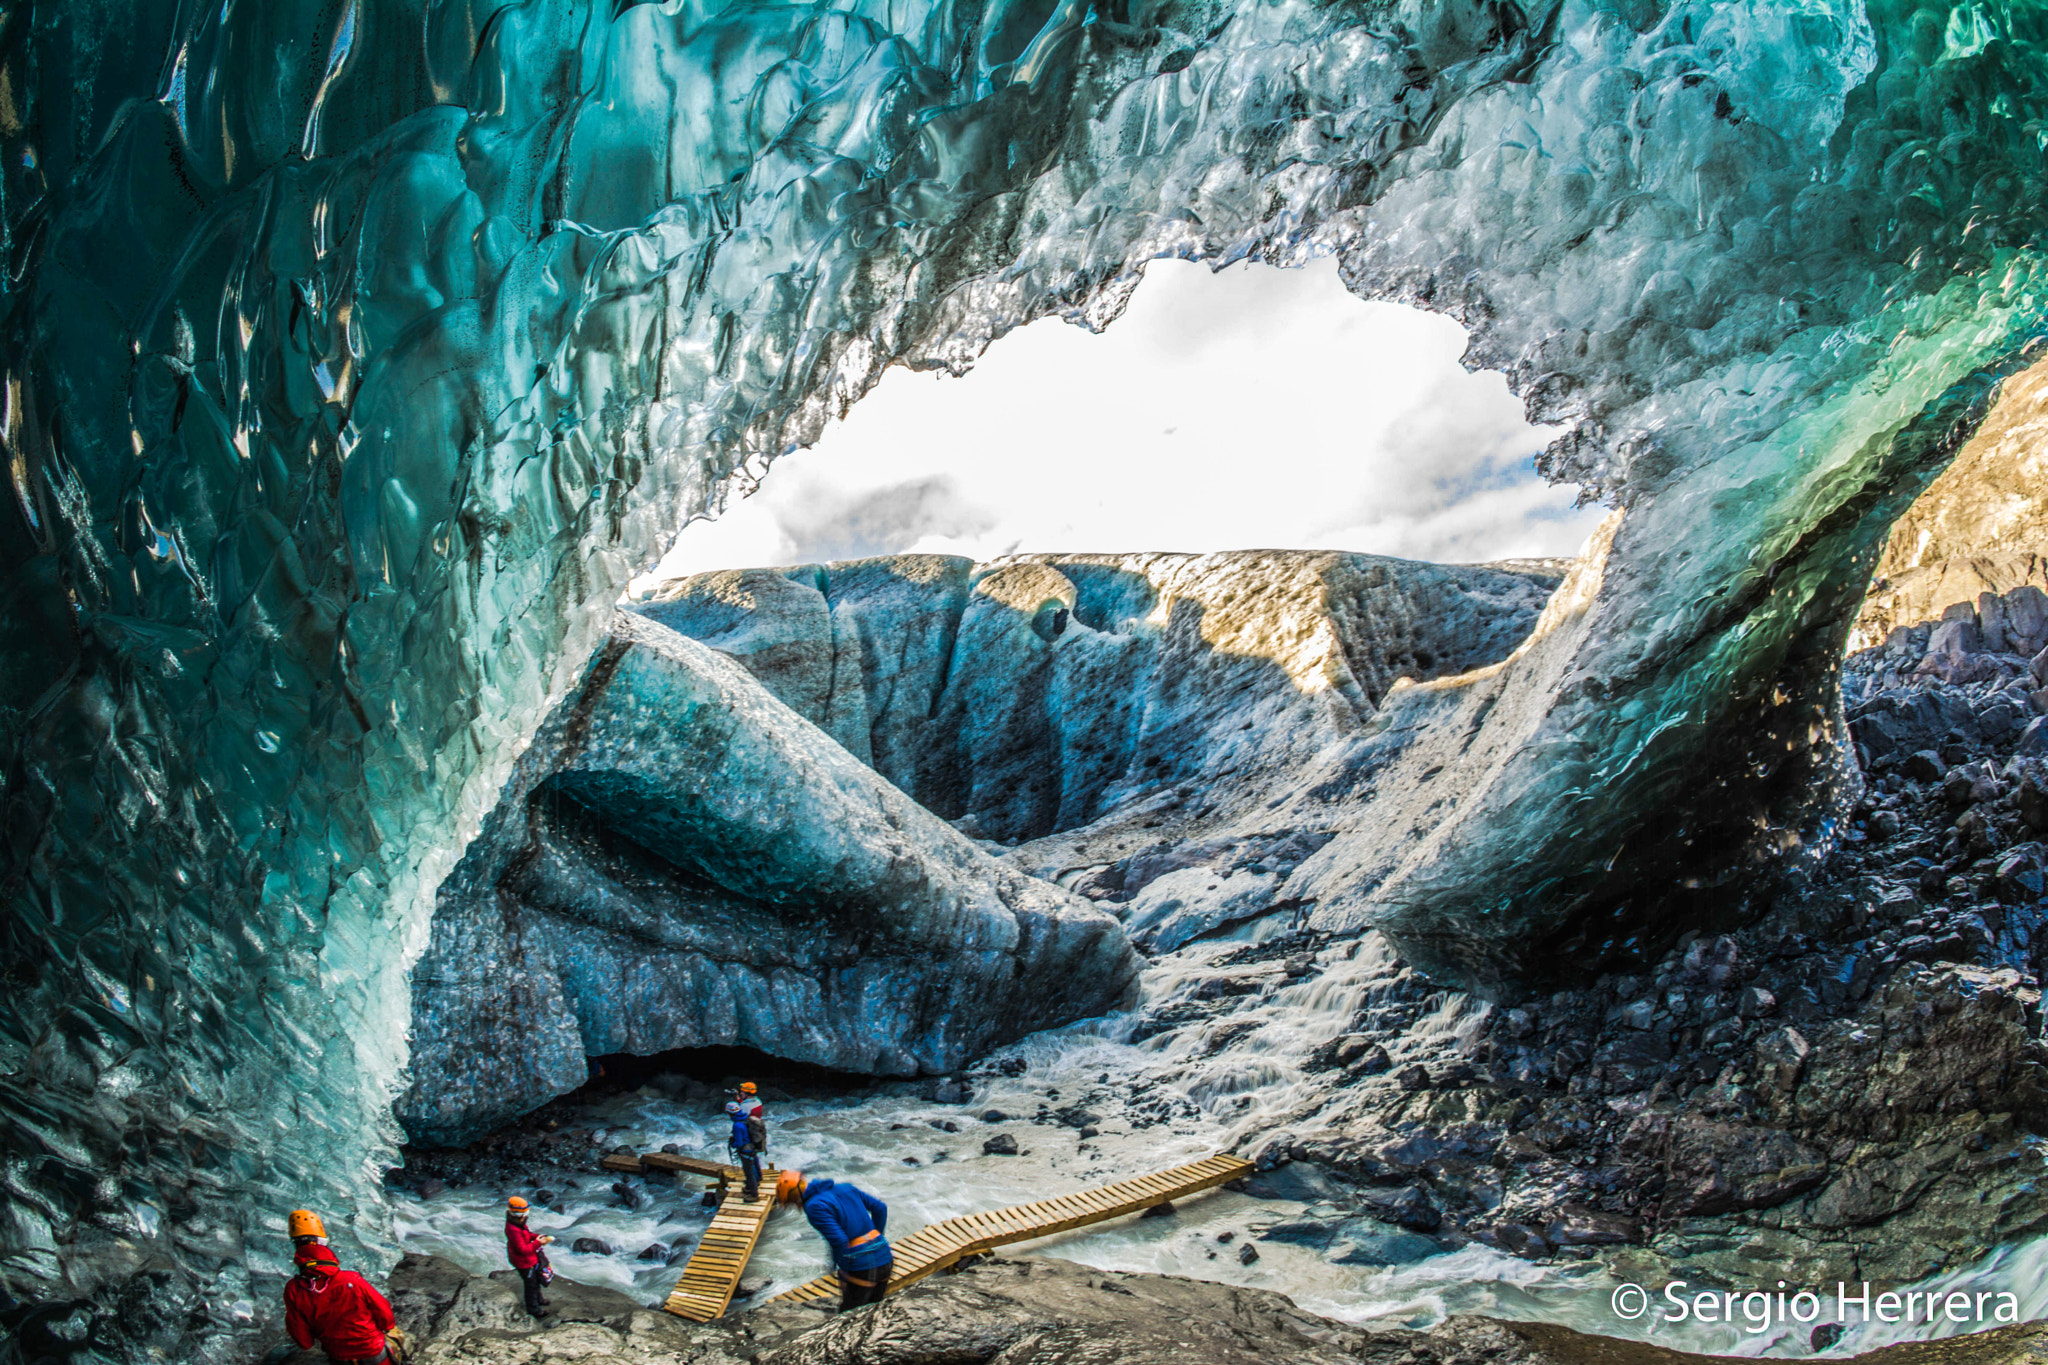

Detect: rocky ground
[1120,584,2048,1289]
[279,1253,2048,1365]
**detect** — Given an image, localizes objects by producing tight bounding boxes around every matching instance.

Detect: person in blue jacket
[776,1169,893,1311]
[725,1101,763,1202]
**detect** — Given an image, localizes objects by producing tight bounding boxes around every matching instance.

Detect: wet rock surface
[311,1254,2048,1365]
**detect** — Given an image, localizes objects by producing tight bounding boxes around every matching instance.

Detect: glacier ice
[3,0,2048,1352]
[635,550,1560,841]
[398,608,1137,1147]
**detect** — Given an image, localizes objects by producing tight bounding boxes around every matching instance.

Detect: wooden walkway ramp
[769,1151,1253,1308]
[600,1149,780,1320]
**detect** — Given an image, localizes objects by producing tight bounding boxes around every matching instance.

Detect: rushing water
[392,925,2048,1357]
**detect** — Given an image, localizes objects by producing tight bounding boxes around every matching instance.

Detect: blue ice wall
[2,0,2047,1353]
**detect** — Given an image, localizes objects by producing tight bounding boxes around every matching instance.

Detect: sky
[635,256,1605,588]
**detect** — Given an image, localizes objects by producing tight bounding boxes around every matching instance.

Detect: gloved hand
[539,1235,555,1245]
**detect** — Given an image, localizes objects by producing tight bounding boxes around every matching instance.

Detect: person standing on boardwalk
[776,1170,893,1312]
[504,1195,555,1318]
[726,1100,764,1202]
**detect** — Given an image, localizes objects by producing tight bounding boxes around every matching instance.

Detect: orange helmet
[507,1196,530,1214]
[288,1210,326,1241]
[775,1169,806,1205]
[738,1082,758,1094]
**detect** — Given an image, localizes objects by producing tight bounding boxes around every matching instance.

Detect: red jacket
[506,1219,545,1270]
[283,1269,394,1360]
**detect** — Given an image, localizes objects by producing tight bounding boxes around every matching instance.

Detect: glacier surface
[3,0,2048,1351]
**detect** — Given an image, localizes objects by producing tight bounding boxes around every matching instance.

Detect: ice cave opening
[9,1,2048,1361]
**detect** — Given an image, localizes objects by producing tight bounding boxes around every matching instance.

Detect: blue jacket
[729,1113,757,1155]
[802,1179,891,1272]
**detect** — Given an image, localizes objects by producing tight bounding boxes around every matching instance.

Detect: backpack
[745,1114,767,1150]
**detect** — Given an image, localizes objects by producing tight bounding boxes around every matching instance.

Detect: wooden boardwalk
[601,1147,1254,1318]
[599,1149,779,1320]
[769,1151,1254,1308]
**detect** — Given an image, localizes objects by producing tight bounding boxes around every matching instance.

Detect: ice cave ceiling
[4,0,2048,1347]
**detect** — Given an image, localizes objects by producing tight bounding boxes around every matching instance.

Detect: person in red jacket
[282,1239,396,1364]
[505,1195,555,1318]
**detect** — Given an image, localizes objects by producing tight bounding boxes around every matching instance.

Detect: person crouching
[504,1195,556,1317]
[776,1170,893,1312]
[282,1210,397,1364]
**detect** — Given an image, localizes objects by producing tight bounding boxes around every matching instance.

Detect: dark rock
[418,1178,447,1199]
[1366,1184,1441,1233]
[2018,717,2048,758]
[2019,774,2048,830]
[1492,1224,1552,1260]
[570,1237,614,1256]
[1623,1113,1828,1216]
[931,1119,961,1133]
[1903,749,1948,783]
[733,1277,773,1300]
[928,1078,974,1104]
[1284,955,1315,979]
[1257,1217,1342,1248]
[1329,1035,1373,1066]
[1813,1323,1846,1352]
[983,1133,1020,1156]
[1142,1201,1176,1219]
[1543,1207,1638,1247]
[1736,986,1777,1019]
[1326,1221,1441,1265]
[1994,846,2045,901]
[1681,935,1742,989]
[665,1242,693,1266]
[1396,1065,1431,1092]
[1753,1025,1811,1094]
[637,1243,669,1262]
[1216,1231,1235,1244]
[1237,1243,1259,1265]
[981,1110,1009,1123]
[1239,1162,1351,1205]
[997,1058,1027,1077]
[1358,1045,1394,1076]
[612,1182,652,1212]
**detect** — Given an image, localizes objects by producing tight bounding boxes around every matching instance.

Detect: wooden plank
[766,1152,1248,1308]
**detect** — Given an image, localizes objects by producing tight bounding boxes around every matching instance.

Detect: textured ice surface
[5,0,2048,1352]
[397,610,1137,1147]
[636,550,1560,842]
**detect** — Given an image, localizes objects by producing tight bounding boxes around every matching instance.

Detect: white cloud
[635,257,1604,588]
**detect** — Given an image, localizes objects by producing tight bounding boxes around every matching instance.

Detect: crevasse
[2,0,2045,1354]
